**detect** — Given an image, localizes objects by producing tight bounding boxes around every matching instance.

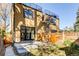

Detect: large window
[24,9,33,19]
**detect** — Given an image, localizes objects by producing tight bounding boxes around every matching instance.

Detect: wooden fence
[59,32,79,41]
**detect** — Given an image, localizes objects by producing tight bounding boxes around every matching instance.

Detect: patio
[5,41,66,56]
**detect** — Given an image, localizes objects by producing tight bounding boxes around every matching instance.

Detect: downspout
[11,3,15,46]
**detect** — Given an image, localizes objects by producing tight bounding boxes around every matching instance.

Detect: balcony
[43,9,59,19]
[42,16,56,26]
[22,3,42,12]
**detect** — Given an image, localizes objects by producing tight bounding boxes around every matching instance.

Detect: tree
[64,26,74,32]
[74,8,79,32]
[0,3,12,32]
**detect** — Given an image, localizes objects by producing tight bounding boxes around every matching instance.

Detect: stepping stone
[15,47,27,56]
[13,43,28,56]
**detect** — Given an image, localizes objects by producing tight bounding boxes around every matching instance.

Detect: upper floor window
[24,9,33,19]
[50,17,56,25]
[46,16,56,25]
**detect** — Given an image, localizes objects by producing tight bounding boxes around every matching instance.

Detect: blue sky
[36,3,79,29]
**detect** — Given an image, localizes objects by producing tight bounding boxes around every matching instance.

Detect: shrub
[28,42,66,56]
[64,39,72,47]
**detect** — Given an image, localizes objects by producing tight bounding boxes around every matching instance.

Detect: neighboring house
[11,3,60,42]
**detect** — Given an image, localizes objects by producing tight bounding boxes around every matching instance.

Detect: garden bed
[27,42,66,56]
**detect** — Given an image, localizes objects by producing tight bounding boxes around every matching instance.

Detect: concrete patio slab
[5,46,16,56]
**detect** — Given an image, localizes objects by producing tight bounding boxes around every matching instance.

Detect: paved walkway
[5,46,16,56]
[4,41,45,56]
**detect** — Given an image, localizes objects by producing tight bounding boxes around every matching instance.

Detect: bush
[61,42,79,56]
[28,42,66,56]
[64,39,72,47]
[0,29,5,38]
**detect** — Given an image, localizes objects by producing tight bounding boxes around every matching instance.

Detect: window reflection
[24,9,33,19]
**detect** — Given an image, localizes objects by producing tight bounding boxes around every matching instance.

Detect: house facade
[11,3,60,42]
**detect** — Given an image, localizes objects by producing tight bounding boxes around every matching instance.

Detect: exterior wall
[55,18,60,31]
[14,4,35,42]
[23,5,35,27]
[36,11,43,33]
[13,3,60,42]
[14,4,24,42]
[34,11,43,40]
[49,23,57,30]
[36,13,60,41]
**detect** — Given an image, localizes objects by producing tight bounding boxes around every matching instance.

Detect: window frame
[23,8,34,20]
[50,17,56,25]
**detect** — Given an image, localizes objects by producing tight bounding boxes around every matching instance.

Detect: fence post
[62,30,65,42]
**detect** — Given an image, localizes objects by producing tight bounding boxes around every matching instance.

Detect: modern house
[11,3,60,42]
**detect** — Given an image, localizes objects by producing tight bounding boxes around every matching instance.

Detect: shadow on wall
[15,3,25,31]
[14,4,26,42]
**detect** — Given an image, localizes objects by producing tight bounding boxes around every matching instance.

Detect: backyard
[0,3,79,56]
[3,37,79,56]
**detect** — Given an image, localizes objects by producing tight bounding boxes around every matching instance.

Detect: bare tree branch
[0,3,12,31]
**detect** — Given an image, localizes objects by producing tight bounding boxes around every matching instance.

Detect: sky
[36,3,79,29]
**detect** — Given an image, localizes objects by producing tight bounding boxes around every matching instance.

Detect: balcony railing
[23,3,42,12]
[43,9,59,19]
[23,3,59,18]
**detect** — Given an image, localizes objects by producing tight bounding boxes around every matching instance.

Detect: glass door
[20,26,35,41]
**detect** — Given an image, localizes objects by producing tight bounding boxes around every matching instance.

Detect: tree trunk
[0,36,5,56]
